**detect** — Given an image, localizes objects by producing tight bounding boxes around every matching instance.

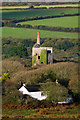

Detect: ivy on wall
[32,49,47,65]
[40,49,47,64]
[32,55,36,65]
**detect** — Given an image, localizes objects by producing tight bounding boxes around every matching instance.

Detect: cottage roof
[25,84,41,92]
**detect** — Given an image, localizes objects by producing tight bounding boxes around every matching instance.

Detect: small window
[41,92,45,96]
[38,56,40,59]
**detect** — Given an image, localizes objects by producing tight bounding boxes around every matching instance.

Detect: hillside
[2,58,78,89]
[2,58,79,119]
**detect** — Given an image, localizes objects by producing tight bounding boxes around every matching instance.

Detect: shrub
[69,73,79,93]
[1,72,10,83]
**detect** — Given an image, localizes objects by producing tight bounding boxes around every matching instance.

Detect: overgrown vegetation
[32,55,36,65]
[40,82,70,103]
[40,49,47,64]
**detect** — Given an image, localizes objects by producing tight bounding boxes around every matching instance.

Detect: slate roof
[25,84,41,92]
[34,44,40,48]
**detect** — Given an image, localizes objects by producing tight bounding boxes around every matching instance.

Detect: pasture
[35,4,79,8]
[2,8,78,19]
[18,16,79,28]
[0,6,29,9]
[2,27,78,39]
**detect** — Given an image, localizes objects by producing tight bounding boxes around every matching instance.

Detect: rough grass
[2,27,78,39]
[2,58,26,76]
[2,8,78,19]
[2,104,80,119]
[18,16,79,28]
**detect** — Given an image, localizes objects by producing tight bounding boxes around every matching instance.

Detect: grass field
[2,27,78,39]
[1,6,29,9]
[18,16,79,28]
[0,4,79,10]
[2,8,78,19]
[35,4,79,8]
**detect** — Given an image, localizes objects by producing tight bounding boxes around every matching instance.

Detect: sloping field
[2,27,78,39]
[2,8,78,19]
[18,16,79,28]
[35,4,79,8]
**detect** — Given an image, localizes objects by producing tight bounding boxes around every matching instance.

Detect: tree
[46,70,56,82]
[40,82,70,104]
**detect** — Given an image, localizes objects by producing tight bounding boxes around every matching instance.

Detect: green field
[0,4,79,10]
[35,4,79,8]
[2,27,78,39]
[18,16,79,28]
[1,6,29,9]
[2,8,78,19]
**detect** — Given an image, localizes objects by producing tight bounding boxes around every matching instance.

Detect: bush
[69,74,79,93]
[3,46,28,58]
[1,72,10,83]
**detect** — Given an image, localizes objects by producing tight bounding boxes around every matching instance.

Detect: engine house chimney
[37,32,40,45]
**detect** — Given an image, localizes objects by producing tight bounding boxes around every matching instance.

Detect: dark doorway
[47,50,51,64]
[38,56,40,59]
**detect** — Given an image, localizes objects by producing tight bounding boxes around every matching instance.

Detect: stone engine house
[32,32,53,66]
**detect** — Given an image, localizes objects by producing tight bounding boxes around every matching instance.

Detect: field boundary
[3,14,80,33]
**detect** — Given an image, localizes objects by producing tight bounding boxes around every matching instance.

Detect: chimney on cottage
[37,32,40,45]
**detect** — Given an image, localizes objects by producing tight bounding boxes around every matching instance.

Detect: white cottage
[19,84,47,100]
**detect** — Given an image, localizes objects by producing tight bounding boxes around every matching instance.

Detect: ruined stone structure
[32,32,53,66]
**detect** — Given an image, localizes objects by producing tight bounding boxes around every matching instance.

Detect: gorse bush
[0,72,10,83]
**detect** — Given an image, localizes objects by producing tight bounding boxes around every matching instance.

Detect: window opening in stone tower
[38,56,40,59]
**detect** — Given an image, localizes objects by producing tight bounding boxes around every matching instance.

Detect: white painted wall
[19,86,47,100]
